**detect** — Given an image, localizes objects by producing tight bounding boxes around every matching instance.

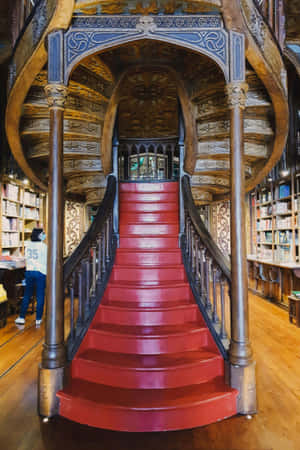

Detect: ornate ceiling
[74,0,221,16]
[285,0,300,42]
[117,68,179,138]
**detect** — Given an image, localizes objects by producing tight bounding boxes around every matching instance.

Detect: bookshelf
[0,178,46,257]
[250,170,300,263]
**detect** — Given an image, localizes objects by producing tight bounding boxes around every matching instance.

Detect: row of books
[260,191,272,203]
[258,219,272,230]
[23,191,40,207]
[276,230,292,244]
[2,217,19,232]
[258,247,273,259]
[274,246,292,262]
[276,216,292,228]
[23,207,40,220]
[2,200,19,217]
[1,232,20,248]
[1,183,19,201]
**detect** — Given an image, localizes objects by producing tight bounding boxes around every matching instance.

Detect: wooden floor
[1,293,300,450]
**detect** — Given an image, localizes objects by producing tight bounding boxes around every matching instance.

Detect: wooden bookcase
[0,178,46,257]
[250,170,300,263]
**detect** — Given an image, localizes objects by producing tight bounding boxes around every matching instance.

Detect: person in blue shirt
[15,228,47,327]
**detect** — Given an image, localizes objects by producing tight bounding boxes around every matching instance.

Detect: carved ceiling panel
[117,68,179,138]
[74,0,221,16]
[285,0,300,42]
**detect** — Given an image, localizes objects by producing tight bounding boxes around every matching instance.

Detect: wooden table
[247,256,300,306]
[288,295,300,327]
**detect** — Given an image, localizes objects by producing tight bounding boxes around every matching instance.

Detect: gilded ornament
[45,84,68,108]
[225,82,248,109]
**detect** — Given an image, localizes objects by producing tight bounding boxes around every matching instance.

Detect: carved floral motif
[226,82,248,109]
[44,84,68,108]
[64,200,85,257]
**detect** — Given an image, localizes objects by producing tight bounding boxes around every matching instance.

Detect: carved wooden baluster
[91,243,97,297]
[212,265,219,324]
[195,235,200,287]
[220,277,227,339]
[154,146,158,179]
[110,212,114,257]
[146,146,150,178]
[106,215,111,264]
[170,146,175,179]
[187,218,192,264]
[191,227,196,277]
[84,257,90,312]
[205,255,212,311]
[137,145,140,179]
[96,233,102,284]
[78,264,84,324]
[128,145,132,180]
[101,227,106,274]
[199,246,206,300]
[68,273,75,341]
[163,144,167,179]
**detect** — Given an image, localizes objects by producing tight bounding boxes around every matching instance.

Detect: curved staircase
[58,181,238,431]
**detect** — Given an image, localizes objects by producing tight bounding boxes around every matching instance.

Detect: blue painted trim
[230,31,245,82]
[64,15,230,83]
[48,31,64,84]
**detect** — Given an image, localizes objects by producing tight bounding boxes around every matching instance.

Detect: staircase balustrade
[63,175,117,361]
[253,0,285,49]
[118,138,179,182]
[180,175,231,359]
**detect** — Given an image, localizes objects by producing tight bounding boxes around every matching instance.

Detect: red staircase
[58,182,238,431]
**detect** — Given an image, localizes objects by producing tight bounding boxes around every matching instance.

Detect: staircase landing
[57,182,237,431]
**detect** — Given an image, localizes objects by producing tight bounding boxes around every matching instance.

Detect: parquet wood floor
[0,293,299,450]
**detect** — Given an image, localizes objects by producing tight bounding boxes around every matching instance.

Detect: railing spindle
[212,265,219,324]
[78,263,84,324]
[96,233,102,284]
[68,274,75,340]
[220,277,227,340]
[91,244,97,296]
[205,255,212,311]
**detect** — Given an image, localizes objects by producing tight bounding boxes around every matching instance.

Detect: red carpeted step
[115,248,183,266]
[105,281,193,303]
[119,235,179,249]
[58,378,238,432]
[72,349,224,389]
[94,301,199,326]
[111,265,186,283]
[120,201,178,213]
[80,323,209,355]
[120,182,178,193]
[120,192,178,203]
[119,223,179,235]
[120,211,179,224]
[58,181,237,431]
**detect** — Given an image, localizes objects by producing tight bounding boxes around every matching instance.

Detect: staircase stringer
[5,0,75,190]
[221,0,289,193]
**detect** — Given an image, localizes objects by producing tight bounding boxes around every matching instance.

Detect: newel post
[226,82,257,414]
[38,30,68,417]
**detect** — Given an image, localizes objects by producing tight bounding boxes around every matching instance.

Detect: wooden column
[226,82,256,414]
[38,84,67,417]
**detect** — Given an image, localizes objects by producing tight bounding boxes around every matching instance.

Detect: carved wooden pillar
[38,84,68,417]
[226,82,256,414]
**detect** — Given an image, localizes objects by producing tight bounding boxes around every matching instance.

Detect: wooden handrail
[63,174,117,361]
[181,175,231,283]
[64,175,116,282]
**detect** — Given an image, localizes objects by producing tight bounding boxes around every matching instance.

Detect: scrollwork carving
[225,82,248,109]
[45,84,68,108]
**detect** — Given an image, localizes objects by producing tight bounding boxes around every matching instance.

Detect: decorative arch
[48,15,245,86]
[101,64,197,174]
[47,14,245,173]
